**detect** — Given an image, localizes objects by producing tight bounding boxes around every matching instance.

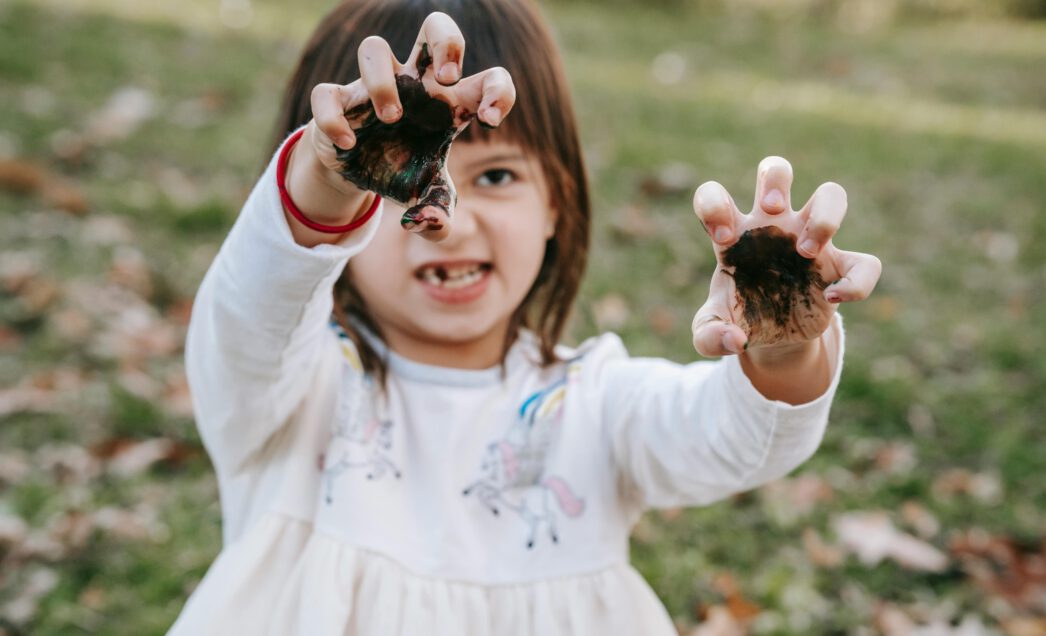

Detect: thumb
[692,302,748,357]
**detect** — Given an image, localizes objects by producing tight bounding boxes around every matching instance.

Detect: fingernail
[763,188,785,209]
[799,238,819,257]
[380,104,401,121]
[713,226,732,243]
[825,291,842,303]
[722,333,740,355]
[483,106,502,126]
[439,62,459,83]
[334,135,354,150]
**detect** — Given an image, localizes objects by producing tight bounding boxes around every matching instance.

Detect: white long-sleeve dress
[167,139,845,636]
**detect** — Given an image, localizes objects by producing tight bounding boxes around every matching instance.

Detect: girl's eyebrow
[463,153,528,169]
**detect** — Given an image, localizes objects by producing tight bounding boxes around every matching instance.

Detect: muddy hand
[309,12,515,241]
[691,157,882,356]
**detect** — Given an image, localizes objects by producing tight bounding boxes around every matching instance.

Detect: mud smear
[722,226,829,343]
[335,48,471,234]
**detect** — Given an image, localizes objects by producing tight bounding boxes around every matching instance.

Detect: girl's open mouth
[414,261,493,303]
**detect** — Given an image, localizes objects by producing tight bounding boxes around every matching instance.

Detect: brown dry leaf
[0,368,88,417]
[92,506,167,542]
[950,529,1046,616]
[933,469,1004,504]
[592,294,631,331]
[0,325,21,351]
[48,510,93,551]
[760,474,834,526]
[710,573,761,623]
[1001,617,1046,636]
[0,157,88,214]
[873,441,917,477]
[0,451,31,485]
[802,527,844,568]
[78,586,106,611]
[161,366,194,418]
[639,162,696,199]
[901,501,941,539]
[84,86,157,145]
[37,443,102,485]
[0,384,56,418]
[0,511,29,549]
[647,305,677,337]
[2,567,59,626]
[833,511,949,572]
[107,438,177,477]
[610,204,658,241]
[875,603,917,636]
[689,606,747,636]
[107,246,154,298]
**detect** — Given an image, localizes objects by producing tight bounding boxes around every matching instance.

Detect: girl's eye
[476,169,516,187]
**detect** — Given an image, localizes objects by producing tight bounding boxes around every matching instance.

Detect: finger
[796,181,847,259]
[359,36,404,123]
[455,66,515,127]
[692,303,748,357]
[754,156,793,215]
[824,249,882,303]
[408,12,465,85]
[311,82,364,150]
[693,181,743,246]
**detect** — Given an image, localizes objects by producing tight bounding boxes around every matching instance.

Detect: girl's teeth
[419,265,486,288]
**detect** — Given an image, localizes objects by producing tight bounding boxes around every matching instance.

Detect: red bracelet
[276,128,381,234]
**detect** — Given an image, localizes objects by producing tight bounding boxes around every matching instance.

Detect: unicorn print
[322,342,401,504]
[462,377,586,548]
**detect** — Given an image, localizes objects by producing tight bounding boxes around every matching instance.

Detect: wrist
[285,132,369,226]
[743,338,822,370]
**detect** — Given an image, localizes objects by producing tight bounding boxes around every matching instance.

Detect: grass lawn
[1,0,1044,633]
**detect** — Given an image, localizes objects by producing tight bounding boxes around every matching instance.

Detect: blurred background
[1,0,1044,634]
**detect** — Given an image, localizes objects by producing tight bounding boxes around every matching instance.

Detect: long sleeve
[185,134,383,474]
[597,314,844,511]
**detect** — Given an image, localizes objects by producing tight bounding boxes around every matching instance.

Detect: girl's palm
[691,157,882,356]
[307,12,515,241]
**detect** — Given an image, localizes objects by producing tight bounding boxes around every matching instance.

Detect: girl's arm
[185,138,383,475]
[597,315,843,511]
[599,157,879,510]
[188,13,515,474]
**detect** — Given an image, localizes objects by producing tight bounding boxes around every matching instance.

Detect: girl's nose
[443,199,480,245]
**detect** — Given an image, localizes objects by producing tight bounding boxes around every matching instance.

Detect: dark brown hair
[271,0,590,379]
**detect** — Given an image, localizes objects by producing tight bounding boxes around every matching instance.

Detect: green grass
[1,0,1044,633]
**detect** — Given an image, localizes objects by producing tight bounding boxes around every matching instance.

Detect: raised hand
[691,157,882,357]
[306,12,515,241]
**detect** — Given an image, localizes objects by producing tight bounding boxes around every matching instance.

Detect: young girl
[170,0,881,634]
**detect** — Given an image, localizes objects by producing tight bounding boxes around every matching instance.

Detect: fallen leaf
[639,162,696,199]
[802,527,844,567]
[950,528,1046,615]
[1001,617,1046,636]
[105,438,178,477]
[760,474,834,526]
[0,158,88,214]
[610,204,658,241]
[84,86,157,144]
[689,606,746,636]
[833,511,949,572]
[592,294,631,331]
[0,511,29,548]
[901,501,941,539]
[647,305,677,337]
[933,469,1004,504]
[2,567,59,625]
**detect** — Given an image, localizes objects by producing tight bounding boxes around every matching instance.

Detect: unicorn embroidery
[462,377,586,548]
[322,340,401,504]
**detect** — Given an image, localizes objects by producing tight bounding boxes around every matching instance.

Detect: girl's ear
[544,204,558,240]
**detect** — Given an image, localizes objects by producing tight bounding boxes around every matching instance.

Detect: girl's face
[347,139,555,369]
